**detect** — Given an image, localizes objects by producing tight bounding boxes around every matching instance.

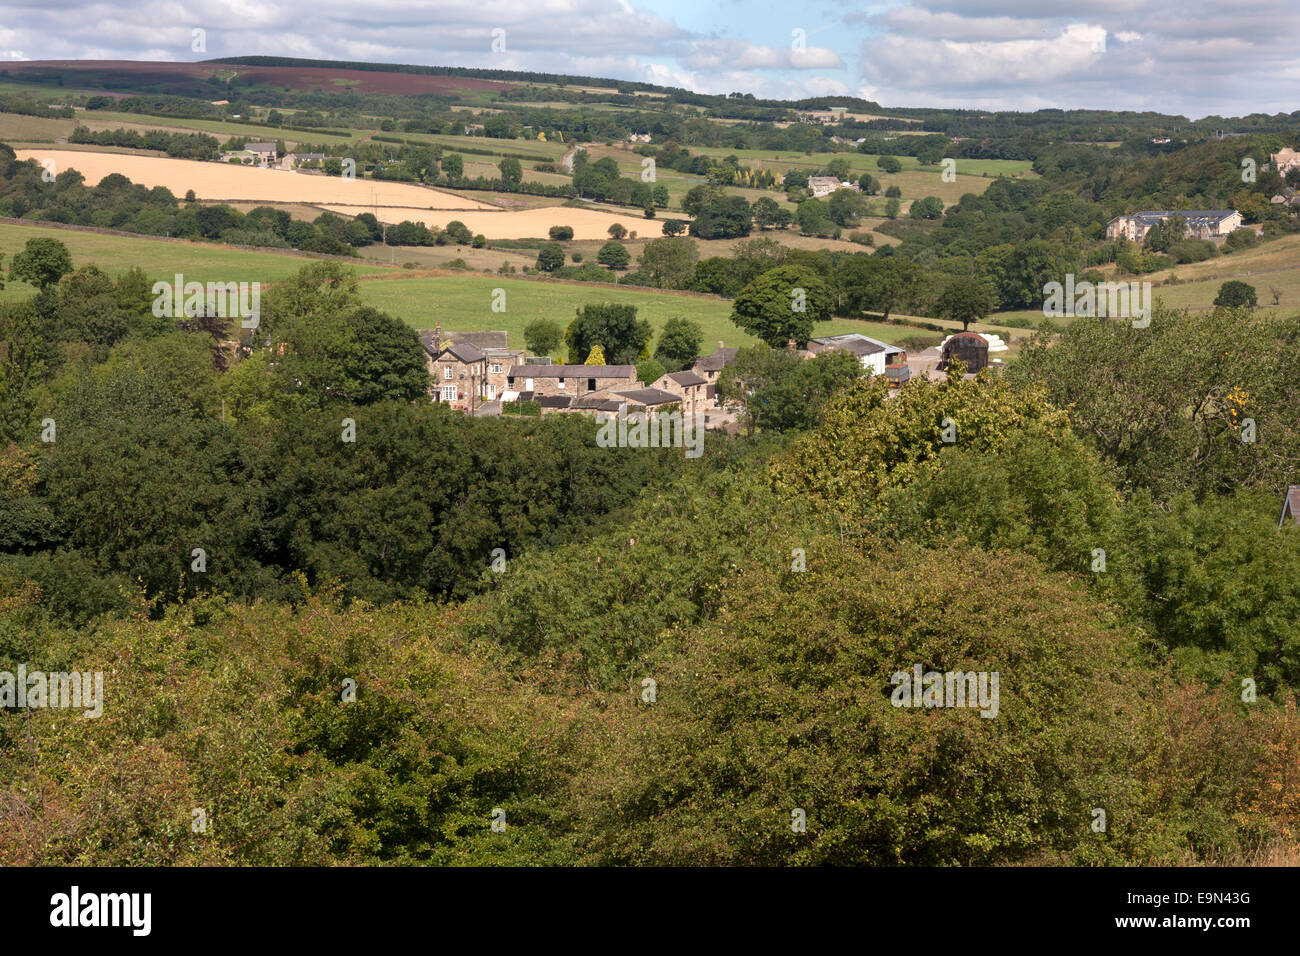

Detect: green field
[75,110,365,145]
[0,222,397,302]
[991,235,1300,324]
[354,273,941,349]
[0,111,77,143]
[401,132,569,160]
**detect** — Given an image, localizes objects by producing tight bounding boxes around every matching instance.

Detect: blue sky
[1,0,1297,117]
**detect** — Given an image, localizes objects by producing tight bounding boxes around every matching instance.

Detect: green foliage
[934,274,996,330]
[1009,306,1300,499]
[652,316,703,372]
[718,345,863,433]
[909,195,945,220]
[565,302,651,365]
[596,241,630,270]
[1214,280,1257,308]
[536,242,565,272]
[10,237,73,290]
[770,370,1071,522]
[570,539,1162,865]
[635,357,666,384]
[523,318,563,356]
[636,237,698,290]
[729,265,831,348]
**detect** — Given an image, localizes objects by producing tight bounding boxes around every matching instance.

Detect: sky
[1,0,1297,117]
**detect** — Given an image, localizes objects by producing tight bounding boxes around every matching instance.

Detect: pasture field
[399,132,569,161]
[352,272,943,350]
[14,149,497,209]
[0,221,396,303]
[688,146,1036,178]
[991,235,1300,323]
[72,109,366,145]
[0,111,78,143]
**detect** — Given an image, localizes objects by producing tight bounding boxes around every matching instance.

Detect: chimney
[434,323,442,352]
[717,341,724,349]
[786,338,797,351]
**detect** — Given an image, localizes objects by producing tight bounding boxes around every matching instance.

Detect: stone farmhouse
[807,176,861,199]
[244,142,278,167]
[1105,210,1242,243]
[1268,148,1300,176]
[505,364,639,401]
[649,370,709,420]
[692,344,739,402]
[418,327,517,412]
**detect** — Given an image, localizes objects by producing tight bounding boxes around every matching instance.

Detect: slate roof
[442,341,485,363]
[1110,210,1239,225]
[665,370,707,387]
[693,348,739,372]
[609,387,683,407]
[449,330,509,350]
[507,364,636,379]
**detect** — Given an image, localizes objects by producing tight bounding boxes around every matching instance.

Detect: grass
[352,272,940,349]
[77,110,364,145]
[990,235,1300,323]
[0,222,397,303]
[0,111,77,143]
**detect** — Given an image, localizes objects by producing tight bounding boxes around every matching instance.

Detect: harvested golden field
[317,203,654,240]
[13,149,497,210]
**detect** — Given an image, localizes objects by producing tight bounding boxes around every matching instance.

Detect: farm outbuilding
[937,332,989,374]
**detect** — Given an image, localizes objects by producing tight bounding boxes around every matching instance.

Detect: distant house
[1281,486,1300,529]
[650,370,709,419]
[1268,148,1300,176]
[289,152,326,169]
[627,133,652,144]
[1270,186,1300,207]
[418,327,525,405]
[570,387,682,422]
[244,142,278,167]
[807,176,860,199]
[1106,210,1242,243]
[504,364,638,401]
[797,108,846,125]
[482,346,526,401]
[807,333,905,376]
[692,343,739,401]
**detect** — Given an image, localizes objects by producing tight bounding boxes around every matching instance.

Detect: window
[525,378,534,391]
[443,366,453,380]
[441,385,457,402]
[489,363,502,374]
[587,378,597,392]
[558,378,565,389]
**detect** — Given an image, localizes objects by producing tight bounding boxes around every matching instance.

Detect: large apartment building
[1105,209,1242,243]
